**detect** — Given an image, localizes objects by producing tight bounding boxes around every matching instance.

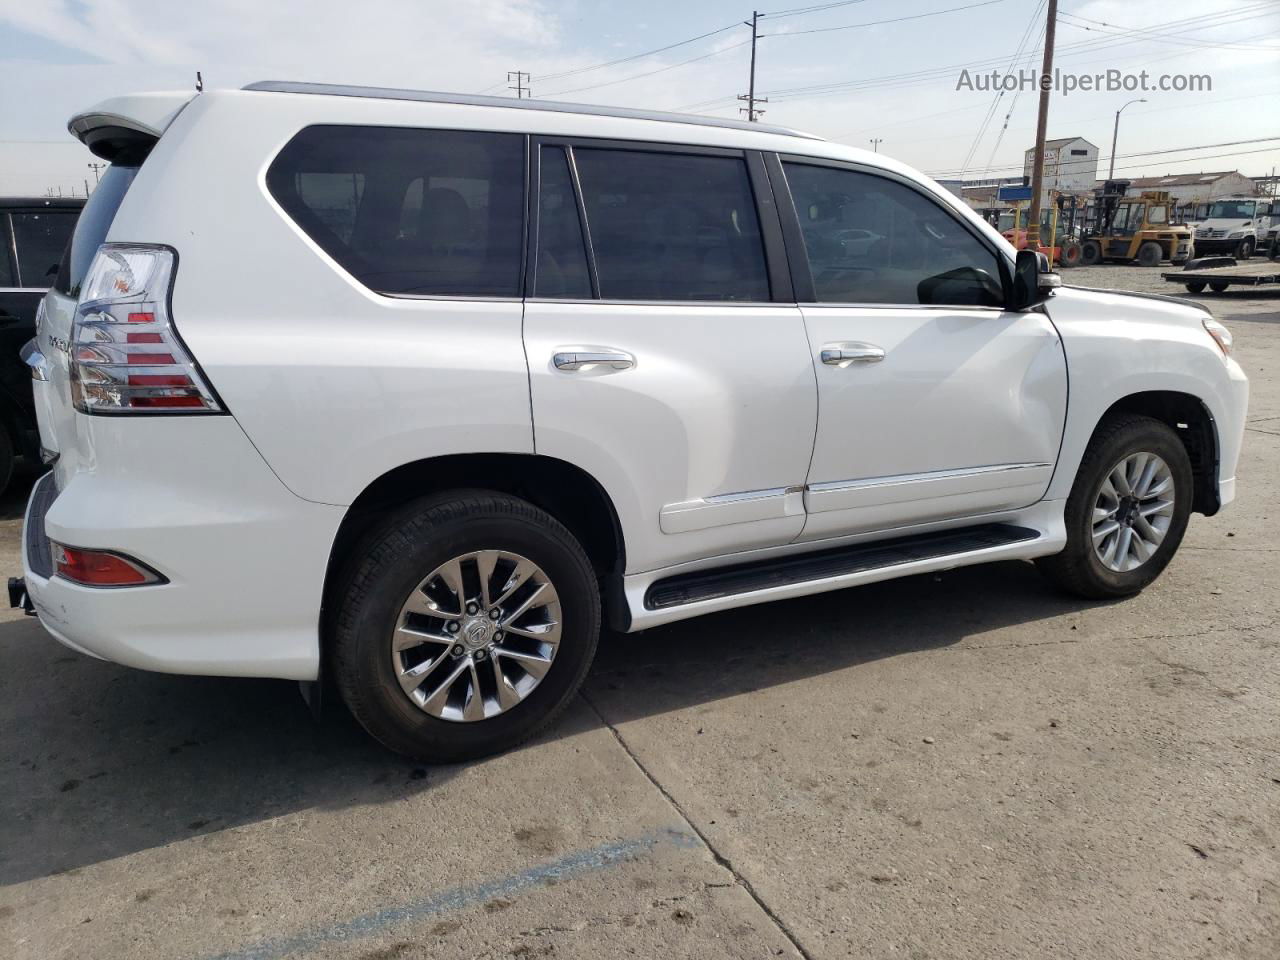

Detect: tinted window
[783,162,1004,307]
[267,126,525,297]
[574,149,769,302]
[58,164,139,297]
[12,212,77,288]
[0,224,12,286]
[535,147,591,298]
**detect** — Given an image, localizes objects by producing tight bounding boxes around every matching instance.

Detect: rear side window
[266,126,526,297]
[58,164,139,297]
[12,212,78,288]
[573,148,769,302]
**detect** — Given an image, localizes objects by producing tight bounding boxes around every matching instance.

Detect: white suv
[18,83,1249,761]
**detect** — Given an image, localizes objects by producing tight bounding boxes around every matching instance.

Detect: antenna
[195,71,204,93]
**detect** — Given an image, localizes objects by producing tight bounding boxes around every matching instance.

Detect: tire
[1080,240,1103,266]
[1058,240,1083,268]
[1137,241,1163,267]
[331,491,600,762]
[1036,415,1193,600]
[1209,281,1229,293]
[0,421,12,497]
[1185,281,1206,293]
[1237,238,1254,261]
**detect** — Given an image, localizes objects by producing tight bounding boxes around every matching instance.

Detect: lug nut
[474,649,488,661]
[493,631,503,642]
[466,602,479,615]
[451,644,465,657]
[488,608,501,621]
[446,621,460,634]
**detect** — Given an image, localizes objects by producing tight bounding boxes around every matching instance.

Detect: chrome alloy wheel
[1092,452,1176,573]
[391,551,561,722]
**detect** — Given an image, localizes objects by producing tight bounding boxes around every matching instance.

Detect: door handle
[552,349,635,372]
[820,342,885,367]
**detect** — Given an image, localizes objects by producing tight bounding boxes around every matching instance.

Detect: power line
[1057,10,1280,52]
[533,21,742,85]
[767,0,1009,37]
[539,40,752,98]
[760,0,874,19]
[925,136,1280,178]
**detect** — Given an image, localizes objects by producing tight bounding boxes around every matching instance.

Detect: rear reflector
[51,543,165,587]
[71,245,223,414]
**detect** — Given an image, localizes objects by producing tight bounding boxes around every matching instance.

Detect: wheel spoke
[393,625,452,651]
[435,558,465,605]
[461,663,485,721]
[490,657,521,711]
[1092,519,1120,544]
[419,658,470,715]
[502,620,562,646]
[501,581,550,627]
[476,551,500,609]
[402,589,462,620]
[1114,527,1135,570]
[1110,464,1132,497]
[492,559,536,608]
[1133,513,1162,547]
[1139,498,1174,518]
[495,647,553,680]
[1145,475,1173,498]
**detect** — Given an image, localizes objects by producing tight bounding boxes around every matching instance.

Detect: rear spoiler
[68,91,195,163]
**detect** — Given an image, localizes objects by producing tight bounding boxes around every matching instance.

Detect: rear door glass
[12,211,78,288]
[266,126,526,297]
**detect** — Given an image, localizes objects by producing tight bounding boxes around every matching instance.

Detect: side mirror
[1009,249,1061,310]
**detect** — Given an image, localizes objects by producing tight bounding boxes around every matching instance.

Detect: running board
[643,523,1040,610]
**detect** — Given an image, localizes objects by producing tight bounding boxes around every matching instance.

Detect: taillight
[51,542,165,587]
[71,245,223,414]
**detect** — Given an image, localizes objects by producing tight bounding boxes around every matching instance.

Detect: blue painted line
[201,828,700,960]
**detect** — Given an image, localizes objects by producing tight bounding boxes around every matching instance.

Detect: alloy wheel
[1091,452,1176,573]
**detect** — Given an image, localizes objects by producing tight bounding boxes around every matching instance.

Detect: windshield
[55,164,140,298]
[1207,200,1256,219]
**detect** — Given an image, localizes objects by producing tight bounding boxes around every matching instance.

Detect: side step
[644,523,1039,610]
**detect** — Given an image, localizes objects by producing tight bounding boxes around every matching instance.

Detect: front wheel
[1209,281,1229,293]
[1080,239,1103,266]
[1037,415,1192,599]
[331,491,600,762]
[1237,238,1254,260]
[1185,281,1206,293]
[1137,241,1163,267]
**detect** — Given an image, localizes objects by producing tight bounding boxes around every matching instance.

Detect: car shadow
[0,553,1100,886]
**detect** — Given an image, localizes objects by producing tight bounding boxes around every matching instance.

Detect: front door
[774,158,1068,541]
[523,141,818,573]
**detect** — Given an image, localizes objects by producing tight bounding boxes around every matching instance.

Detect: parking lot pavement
[3,266,1278,960]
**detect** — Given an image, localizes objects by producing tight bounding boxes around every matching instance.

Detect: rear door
[771,156,1067,541]
[523,139,817,573]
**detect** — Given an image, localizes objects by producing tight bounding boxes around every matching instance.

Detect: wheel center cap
[462,618,493,649]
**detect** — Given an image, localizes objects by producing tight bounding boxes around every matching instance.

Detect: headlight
[1203,317,1233,356]
[1227,231,1244,239]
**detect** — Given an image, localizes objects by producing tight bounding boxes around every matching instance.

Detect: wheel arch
[321,453,629,636]
[1097,390,1220,516]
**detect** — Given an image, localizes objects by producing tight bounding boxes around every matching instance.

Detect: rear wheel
[1209,281,1229,293]
[1037,415,1192,600]
[1185,281,1206,293]
[1137,241,1163,267]
[1058,240,1083,268]
[1080,239,1103,266]
[331,491,600,762]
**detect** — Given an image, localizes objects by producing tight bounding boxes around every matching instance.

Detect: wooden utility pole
[1025,0,1058,252]
[507,71,530,99]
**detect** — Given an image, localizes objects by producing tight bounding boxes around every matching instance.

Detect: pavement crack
[579,689,815,960]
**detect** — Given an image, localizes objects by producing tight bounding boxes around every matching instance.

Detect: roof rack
[242,81,819,140]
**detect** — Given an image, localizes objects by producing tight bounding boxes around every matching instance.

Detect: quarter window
[266,126,525,297]
[573,148,770,302]
[783,162,1005,307]
[535,147,592,299]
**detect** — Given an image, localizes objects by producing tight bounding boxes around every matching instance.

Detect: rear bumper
[22,416,344,680]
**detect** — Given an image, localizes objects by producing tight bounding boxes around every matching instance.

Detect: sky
[1,0,1278,197]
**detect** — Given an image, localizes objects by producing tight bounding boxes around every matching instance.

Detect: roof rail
[242,81,820,140]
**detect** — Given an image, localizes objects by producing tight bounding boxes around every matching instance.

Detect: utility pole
[869,138,883,153]
[738,11,767,121]
[507,71,530,99]
[84,178,91,197]
[87,162,105,184]
[1025,0,1058,252]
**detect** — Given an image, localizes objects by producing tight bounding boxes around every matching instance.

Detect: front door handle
[820,342,885,367]
[552,348,636,372]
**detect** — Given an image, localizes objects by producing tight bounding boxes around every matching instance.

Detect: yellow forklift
[1080,180,1194,267]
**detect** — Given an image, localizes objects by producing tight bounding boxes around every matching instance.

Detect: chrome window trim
[808,462,1054,495]
[796,301,1009,313]
[527,297,784,308]
[0,286,53,293]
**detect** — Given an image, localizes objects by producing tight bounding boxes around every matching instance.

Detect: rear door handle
[820,342,885,367]
[552,349,635,372]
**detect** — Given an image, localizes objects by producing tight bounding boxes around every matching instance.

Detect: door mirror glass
[1010,249,1060,310]
[918,266,1003,307]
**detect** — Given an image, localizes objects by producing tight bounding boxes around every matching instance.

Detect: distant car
[0,198,83,491]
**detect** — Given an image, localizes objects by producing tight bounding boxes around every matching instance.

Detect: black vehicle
[1,197,83,492]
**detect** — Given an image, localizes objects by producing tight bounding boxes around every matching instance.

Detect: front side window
[267,126,525,297]
[12,211,78,288]
[573,148,770,302]
[783,162,1004,307]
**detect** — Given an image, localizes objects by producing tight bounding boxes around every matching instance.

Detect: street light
[1109,98,1147,180]
[869,138,883,153]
